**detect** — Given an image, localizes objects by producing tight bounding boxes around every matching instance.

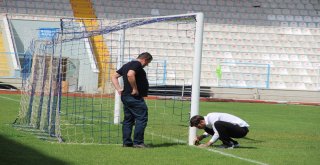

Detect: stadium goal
[15,13,204,145]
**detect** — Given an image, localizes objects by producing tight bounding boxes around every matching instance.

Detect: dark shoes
[233,141,240,148]
[217,141,240,149]
[217,144,234,149]
[122,143,148,148]
[133,144,149,148]
[122,144,133,147]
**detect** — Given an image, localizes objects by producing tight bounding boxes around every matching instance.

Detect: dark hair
[190,115,204,127]
[137,52,153,61]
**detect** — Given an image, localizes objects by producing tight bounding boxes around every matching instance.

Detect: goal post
[111,13,204,145]
[114,29,125,124]
[16,12,204,145]
[189,12,204,145]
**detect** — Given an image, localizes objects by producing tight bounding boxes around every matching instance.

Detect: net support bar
[188,12,204,145]
[114,29,125,124]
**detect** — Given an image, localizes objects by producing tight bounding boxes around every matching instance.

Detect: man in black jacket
[111,52,153,148]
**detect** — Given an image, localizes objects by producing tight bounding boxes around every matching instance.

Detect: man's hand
[194,139,200,146]
[111,73,123,95]
[131,89,139,96]
[193,135,203,146]
[127,70,138,96]
[117,88,123,95]
[197,141,213,148]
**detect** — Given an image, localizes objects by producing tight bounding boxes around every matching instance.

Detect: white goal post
[189,12,204,145]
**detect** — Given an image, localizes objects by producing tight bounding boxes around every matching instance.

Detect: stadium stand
[0,26,10,77]
[91,0,320,91]
[0,15,12,77]
[0,0,319,102]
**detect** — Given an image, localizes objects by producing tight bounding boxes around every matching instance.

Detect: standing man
[111,52,153,148]
[190,112,249,149]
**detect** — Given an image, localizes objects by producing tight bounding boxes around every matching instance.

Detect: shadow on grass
[211,145,258,149]
[236,146,258,149]
[148,142,186,148]
[0,134,67,165]
[177,124,188,127]
[243,137,265,143]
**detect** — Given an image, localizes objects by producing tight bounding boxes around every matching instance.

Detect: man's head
[137,52,153,67]
[190,115,206,129]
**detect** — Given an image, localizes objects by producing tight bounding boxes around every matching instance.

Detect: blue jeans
[121,95,148,145]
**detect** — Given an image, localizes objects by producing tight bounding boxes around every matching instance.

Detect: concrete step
[0,77,22,89]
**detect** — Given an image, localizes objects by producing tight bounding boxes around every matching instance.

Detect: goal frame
[17,12,204,145]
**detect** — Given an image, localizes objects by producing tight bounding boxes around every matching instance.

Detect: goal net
[217,62,271,89]
[15,13,204,145]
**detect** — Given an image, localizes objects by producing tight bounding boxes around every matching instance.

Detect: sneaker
[133,144,149,148]
[217,144,234,149]
[217,141,240,149]
[122,144,133,147]
[232,141,240,148]
[217,141,237,149]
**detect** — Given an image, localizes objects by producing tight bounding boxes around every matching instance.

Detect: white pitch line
[147,132,186,144]
[147,132,269,165]
[0,95,20,102]
[206,148,269,165]
[49,141,121,146]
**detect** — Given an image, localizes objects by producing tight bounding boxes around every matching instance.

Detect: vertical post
[114,29,125,124]
[316,67,320,90]
[3,15,19,70]
[266,64,270,89]
[189,13,204,145]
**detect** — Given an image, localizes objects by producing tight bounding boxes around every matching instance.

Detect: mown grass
[1,94,320,165]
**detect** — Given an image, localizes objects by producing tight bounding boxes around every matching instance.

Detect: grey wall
[10,19,60,55]
[11,19,99,93]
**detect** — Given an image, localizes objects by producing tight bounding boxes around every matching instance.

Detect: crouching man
[190,112,249,149]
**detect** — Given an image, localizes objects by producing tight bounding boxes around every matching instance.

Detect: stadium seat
[16,1,26,8]
[0,0,319,91]
[16,8,27,14]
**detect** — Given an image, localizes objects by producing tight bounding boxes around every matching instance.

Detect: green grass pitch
[0,94,320,165]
